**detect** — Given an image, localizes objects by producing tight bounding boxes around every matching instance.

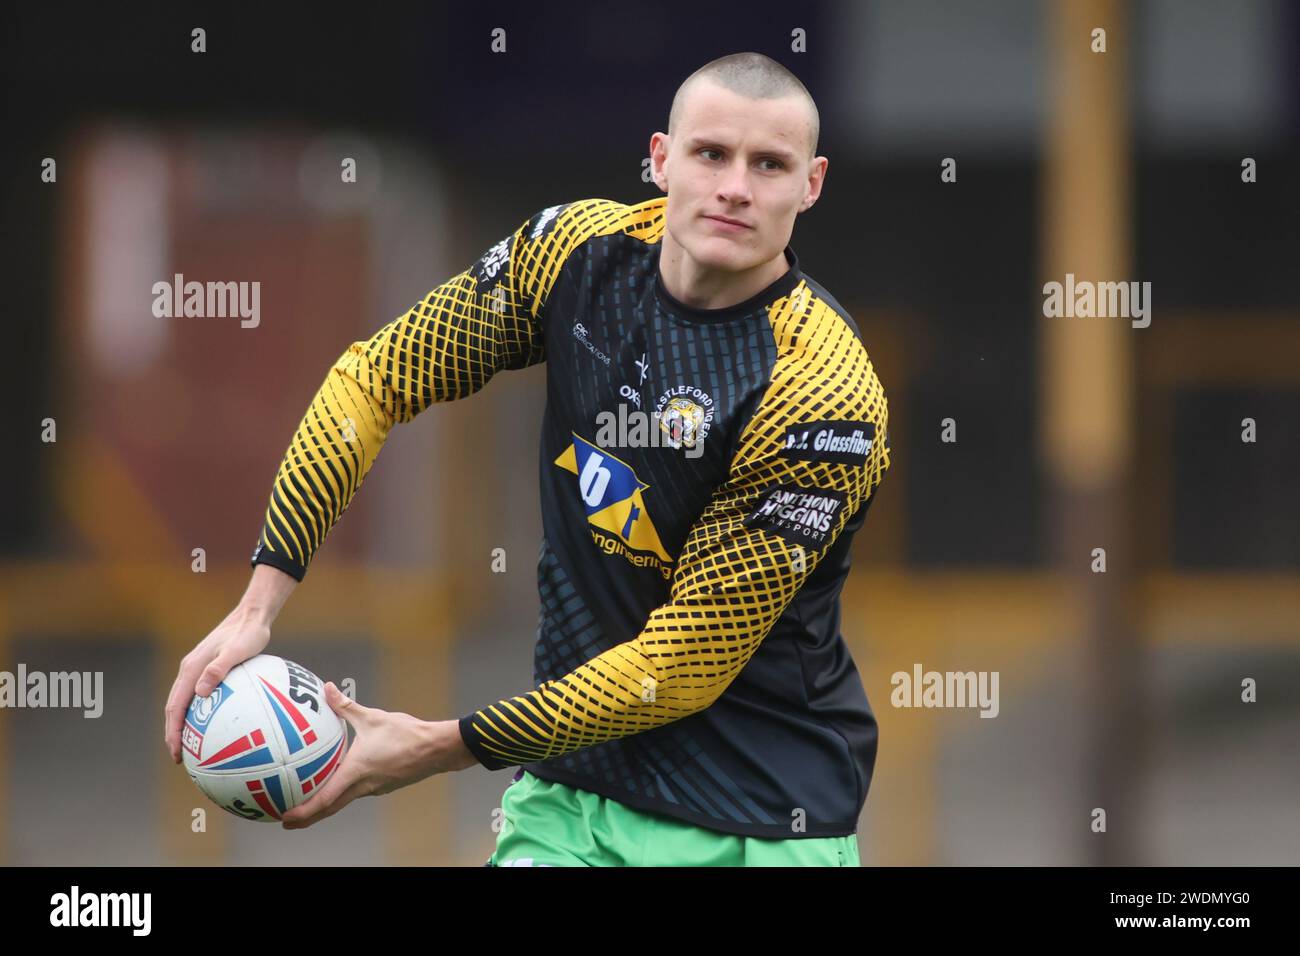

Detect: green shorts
[487,769,860,867]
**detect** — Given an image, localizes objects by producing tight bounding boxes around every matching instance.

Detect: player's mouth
[702,214,752,232]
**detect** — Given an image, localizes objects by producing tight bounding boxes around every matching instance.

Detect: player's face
[654,82,822,274]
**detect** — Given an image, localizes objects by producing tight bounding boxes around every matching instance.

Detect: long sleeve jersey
[251,196,891,838]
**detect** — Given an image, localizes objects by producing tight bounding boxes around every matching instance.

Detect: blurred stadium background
[1,0,1297,866]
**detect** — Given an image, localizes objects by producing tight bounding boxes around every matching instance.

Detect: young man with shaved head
[165,52,891,867]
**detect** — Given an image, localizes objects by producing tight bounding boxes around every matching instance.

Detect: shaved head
[649,51,830,295]
[668,52,819,160]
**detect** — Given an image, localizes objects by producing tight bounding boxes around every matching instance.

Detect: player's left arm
[282,319,890,828]
[457,325,891,771]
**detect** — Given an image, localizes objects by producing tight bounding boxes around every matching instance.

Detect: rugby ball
[182,654,346,822]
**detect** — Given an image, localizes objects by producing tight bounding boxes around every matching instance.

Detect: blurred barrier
[2,562,1294,864]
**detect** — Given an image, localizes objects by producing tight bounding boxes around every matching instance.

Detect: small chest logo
[654,385,715,450]
[572,322,611,366]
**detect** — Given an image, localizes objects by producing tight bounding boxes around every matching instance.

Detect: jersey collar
[654,245,803,324]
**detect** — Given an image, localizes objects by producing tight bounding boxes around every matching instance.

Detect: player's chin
[691,235,755,269]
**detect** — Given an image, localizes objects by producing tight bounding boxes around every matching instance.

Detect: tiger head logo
[659,398,706,449]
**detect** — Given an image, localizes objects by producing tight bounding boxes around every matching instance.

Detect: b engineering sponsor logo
[555,431,673,579]
[780,420,874,466]
[50,886,151,936]
[742,483,848,548]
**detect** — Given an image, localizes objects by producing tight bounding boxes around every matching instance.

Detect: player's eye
[700,149,783,171]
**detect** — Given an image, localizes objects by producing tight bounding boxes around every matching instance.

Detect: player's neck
[657,232,790,312]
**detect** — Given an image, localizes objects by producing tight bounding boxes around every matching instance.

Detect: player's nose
[716,163,752,204]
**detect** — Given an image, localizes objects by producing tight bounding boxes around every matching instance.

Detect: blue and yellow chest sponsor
[554,432,674,577]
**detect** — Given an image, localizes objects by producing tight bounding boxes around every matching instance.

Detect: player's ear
[809,156,828,198]
[649,132,670,193]
[798,158,828,212]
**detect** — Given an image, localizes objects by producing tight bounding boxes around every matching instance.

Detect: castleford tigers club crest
[654,385,715,450]
[659,398,705,448]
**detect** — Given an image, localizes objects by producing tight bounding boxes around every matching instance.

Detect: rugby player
[164,51,891,867]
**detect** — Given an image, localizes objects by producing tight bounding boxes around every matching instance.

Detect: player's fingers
[324,681,375,730]
[194,647,242,699]
[282,777,369,830]
[280,742,364,824]
[164,653,213,762]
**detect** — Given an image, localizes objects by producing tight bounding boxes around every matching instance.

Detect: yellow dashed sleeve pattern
[249,200,623,582]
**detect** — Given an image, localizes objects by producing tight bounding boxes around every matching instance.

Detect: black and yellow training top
[251,197,891,838]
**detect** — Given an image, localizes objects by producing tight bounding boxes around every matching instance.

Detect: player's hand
[280,682,470,830]
[163,605,272,764]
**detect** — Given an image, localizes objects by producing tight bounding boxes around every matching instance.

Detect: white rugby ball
[182,654,346,822]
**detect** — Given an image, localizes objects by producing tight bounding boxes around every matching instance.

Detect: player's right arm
[165,201,584,763]
[249,203,574,583]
